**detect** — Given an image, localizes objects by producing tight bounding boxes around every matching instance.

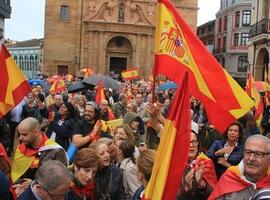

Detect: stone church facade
[43,0,198,79]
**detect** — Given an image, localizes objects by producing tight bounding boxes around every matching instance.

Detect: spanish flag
[50,77,66,93]
[81,67,94,78]
[0,44,31,117]
[122,67,139,81]
[143,72,190,200]
[194,152,217,189]
[208,161,270,199]
[95,81,115,120]
[153,0,253,132]
[246,73,263,127]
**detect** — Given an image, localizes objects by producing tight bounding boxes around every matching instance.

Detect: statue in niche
[88,0,96,16]
[104,1,115,21]
[118,2,124,22]
[129,4,140,24]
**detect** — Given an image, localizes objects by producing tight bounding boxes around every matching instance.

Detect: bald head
[18,117,40,132]
[18,117,41,147]
[246,135,270,153]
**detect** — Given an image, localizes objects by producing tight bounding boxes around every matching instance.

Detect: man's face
[84,105,95,121]
[27,93,35,104]
[99,101,109,113]
[243,138,270,181]
[135,94,143,105]
[18,125,36,146]
[54,96,63,107]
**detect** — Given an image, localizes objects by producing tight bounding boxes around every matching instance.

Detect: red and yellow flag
[122,67,139,81]
[81,67,94,78]
[143,72,190,200]
[0,44,31,117]
[153,0,253,132]
[209,162,270,200]
[50,77,66,93]
[246,73,264,124]
[65,74,73,82]
[95,81,106,104]
[194,153,217,189]
[95,81,115,120]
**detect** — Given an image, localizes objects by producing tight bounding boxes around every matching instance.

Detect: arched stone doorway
[106,36,133,76]
[255,48,269,80]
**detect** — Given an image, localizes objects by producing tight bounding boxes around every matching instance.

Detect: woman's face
[114,128,128,142]
[227,124,240,142]
[59,104,69,117]
[130,120,139,130]
[74,165,97,186]
[96,144,110,168]
[78,97,85,107]
[189,132,199,160]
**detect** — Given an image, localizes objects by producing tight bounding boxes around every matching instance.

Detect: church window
[60,5,69,21]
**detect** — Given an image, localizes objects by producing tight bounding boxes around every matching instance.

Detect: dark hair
[63,101,76,118]
[191,130,201,154]
[224,121,244,142]
[119,140,136,164]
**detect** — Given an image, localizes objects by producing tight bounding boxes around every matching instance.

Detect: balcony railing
[250,19,270,38]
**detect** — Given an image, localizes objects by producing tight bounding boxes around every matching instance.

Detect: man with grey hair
[209,134,270,200]
[18,160,71,200]
[11,117,67,184]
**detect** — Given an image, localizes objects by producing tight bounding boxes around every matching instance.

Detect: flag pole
[152,74,156,104]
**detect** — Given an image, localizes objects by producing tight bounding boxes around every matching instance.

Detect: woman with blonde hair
[90,140,125,199]
[75,95,87,118]
[132,149,156,200]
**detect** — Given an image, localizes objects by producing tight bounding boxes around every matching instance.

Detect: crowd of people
[0,77,269,200]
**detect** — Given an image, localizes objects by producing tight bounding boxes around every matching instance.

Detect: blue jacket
[206,139,244,178]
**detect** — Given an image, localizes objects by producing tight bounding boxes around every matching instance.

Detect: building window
[224,16,227,31]
[241,33,249,45]
[218,18,222,32]
[235,11,240,28]
[242,10,251,27]
[222,36,226,51]
[234,33,239,46]
[238,56,248,72]
[60,5,69,21]
[217,38,221,51]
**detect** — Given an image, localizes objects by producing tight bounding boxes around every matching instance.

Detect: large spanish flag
[0,44,31,117]
[122,67,139,81]
[153,0,253,132]
[143,72,190,200]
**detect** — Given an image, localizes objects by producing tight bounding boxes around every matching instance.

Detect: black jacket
[46,113,76,150]
[94,165,125,200]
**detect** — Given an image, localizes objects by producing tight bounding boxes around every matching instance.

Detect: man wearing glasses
[209,134,270,200]
[18,160,71,200]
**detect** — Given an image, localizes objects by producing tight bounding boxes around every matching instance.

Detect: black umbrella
[67,80,94,93]
[83,74,120,90]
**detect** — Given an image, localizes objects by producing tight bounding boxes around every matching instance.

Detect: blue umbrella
[158,81,178,91]
[28,79,44,86]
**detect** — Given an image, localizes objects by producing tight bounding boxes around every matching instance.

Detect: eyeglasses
[190,140,199,146]
[244,149,270,159]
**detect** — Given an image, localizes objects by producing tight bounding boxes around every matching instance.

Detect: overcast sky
[5,0,220,41]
